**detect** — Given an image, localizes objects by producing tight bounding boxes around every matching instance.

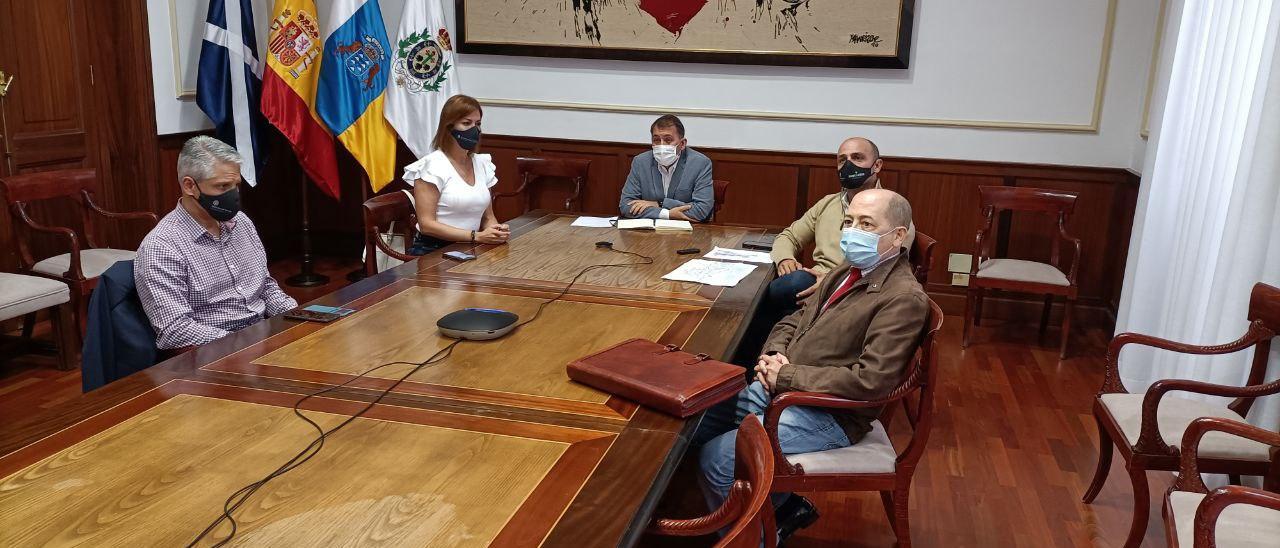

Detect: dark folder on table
[567,338,746,417]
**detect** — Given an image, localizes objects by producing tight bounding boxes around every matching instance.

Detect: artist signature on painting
[849,33,882,47]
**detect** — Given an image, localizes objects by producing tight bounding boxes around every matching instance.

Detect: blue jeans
[694,381,851,515]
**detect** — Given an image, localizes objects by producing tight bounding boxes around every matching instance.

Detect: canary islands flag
[316,0,398,191]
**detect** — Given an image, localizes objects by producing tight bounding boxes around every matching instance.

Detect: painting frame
[456,0,915,69]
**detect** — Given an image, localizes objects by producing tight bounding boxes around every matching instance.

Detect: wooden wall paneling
[894,171,1001,297]
[1108,174,1141,313]
[541,149,624,215]
[1008,178,1118,307]
[704,161,800,227]
[804,164,840,210]
[481,143,528,220]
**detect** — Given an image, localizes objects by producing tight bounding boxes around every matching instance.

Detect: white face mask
[652,145,678,167]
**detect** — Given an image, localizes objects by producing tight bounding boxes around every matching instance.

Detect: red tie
[821,269,863,313]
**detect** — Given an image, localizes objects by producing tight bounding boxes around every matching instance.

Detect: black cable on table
[188,244,653,546]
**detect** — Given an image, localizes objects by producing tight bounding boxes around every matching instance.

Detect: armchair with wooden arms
[493,157,590,213]
[649,414,777,548]
[1082,283,1280,548]
[708,179,730,222]
[962,185,1081,358]
[1162,417,1280,547]
[762,297,944,547]
[908,231,937,285]
[0,168,159,333]
[362,191,420,276]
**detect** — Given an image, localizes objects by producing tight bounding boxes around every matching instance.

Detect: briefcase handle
[655,344,681,354]
[652,343,710,365]
[683,353,710,365]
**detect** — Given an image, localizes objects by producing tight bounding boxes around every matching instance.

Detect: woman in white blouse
[403,95,510,255]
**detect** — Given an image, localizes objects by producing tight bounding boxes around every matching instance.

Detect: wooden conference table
[0,212,772,547]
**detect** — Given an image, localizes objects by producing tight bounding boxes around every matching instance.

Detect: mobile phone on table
[444,251,476,261]
[284,305,356,323]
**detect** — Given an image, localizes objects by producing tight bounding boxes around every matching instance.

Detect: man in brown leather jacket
[695,189,929,542]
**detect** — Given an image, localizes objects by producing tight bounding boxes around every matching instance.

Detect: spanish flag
[261,0,341,199]
[316,0,398,191]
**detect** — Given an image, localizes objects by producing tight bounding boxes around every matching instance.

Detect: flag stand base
[286,272,329,287]
[285,171,330,288]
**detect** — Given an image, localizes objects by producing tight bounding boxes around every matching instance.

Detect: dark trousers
[408,233,450,256]
[732,270,818,364]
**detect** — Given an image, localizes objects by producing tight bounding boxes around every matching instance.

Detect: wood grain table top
[0,211,773,547]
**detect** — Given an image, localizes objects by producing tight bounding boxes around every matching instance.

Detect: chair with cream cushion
[763,297,943,548]
[0,272,76,370]
[1162,417,1280,548]
[962,185,1081,358]
[1082,283,1280,548]
[0,168,157,335]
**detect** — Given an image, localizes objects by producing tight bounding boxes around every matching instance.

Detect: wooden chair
[0,168,158,333]
[962,185,1080,359]
[494,157,590,213]
[0,273,76,371]
[650,414,777,547]
[908,231,937,285]
[709,179,730,222]
[1162,417,1280,547]
[1082,283,1280,548]
[362,191,420,277]
[763,297,944,547]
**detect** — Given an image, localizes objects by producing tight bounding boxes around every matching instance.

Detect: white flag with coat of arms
[384,0,462,158]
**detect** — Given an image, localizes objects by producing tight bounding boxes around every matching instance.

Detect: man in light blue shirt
[618,115,715,221]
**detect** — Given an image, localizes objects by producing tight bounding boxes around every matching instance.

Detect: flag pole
[286,170,329,287]
[346,175,371,282]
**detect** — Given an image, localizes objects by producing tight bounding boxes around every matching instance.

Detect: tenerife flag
[317,0,399,191]
[385,0,462,158]
[196,0,266,186]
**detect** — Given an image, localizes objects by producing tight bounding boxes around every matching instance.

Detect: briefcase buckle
[655,344,681,355]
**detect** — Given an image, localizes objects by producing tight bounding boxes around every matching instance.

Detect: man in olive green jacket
[697,189,929,541]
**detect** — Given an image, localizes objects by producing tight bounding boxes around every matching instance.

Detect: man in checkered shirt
[134,136,297,349]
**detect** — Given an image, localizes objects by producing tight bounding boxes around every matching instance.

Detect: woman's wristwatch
[470,230,476,243]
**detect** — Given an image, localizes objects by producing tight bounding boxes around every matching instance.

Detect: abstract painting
[457,0,914,68]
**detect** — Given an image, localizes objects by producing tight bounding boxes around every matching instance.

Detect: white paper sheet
[571,216,618,228]
[662,259,758,287]
[702,246,773,264]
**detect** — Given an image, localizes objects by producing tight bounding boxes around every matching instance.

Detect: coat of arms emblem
[334,34,387,90]
[392,27,451,94]
[267,9,321,79]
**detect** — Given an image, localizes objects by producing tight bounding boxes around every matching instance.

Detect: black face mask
[194,182,241,222]
[838,161,875,189]
[451,126,481,151]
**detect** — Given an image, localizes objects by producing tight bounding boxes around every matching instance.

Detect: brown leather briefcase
[566,338,746,417]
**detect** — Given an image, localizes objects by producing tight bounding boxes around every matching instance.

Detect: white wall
[148,0,1162,169]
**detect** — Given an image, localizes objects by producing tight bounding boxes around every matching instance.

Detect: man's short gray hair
[177,136,241,183]
[885,192,912,229]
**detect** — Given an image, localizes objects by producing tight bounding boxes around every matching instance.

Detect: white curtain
[1116,0,1280,434]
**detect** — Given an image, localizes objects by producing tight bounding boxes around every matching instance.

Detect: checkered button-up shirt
[134,204,297,349]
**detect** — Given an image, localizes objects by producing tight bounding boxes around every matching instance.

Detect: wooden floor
[0,257,1175,547]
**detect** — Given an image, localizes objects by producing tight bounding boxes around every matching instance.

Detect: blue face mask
[841,227,887,270]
